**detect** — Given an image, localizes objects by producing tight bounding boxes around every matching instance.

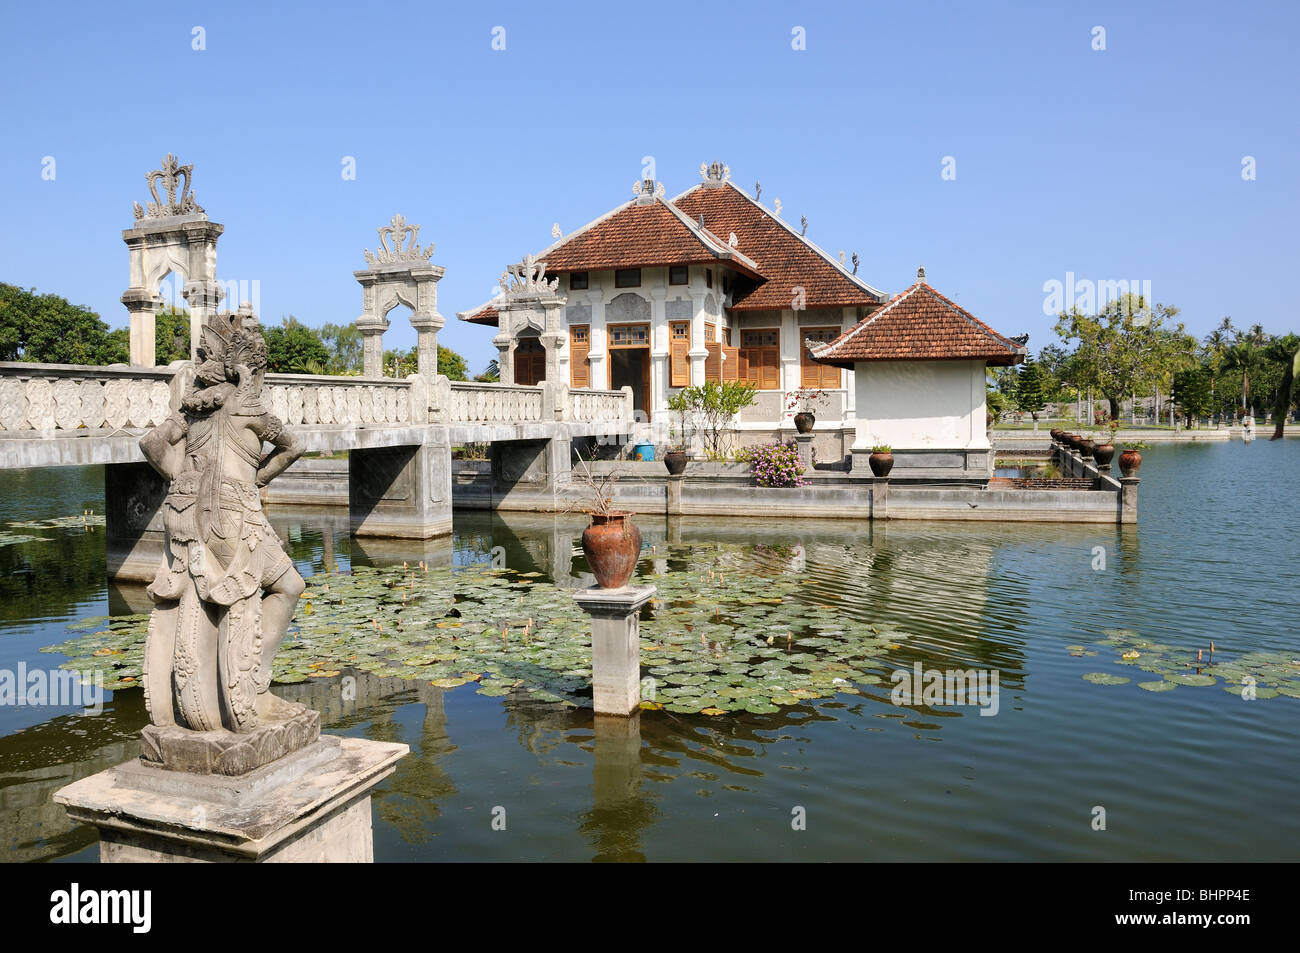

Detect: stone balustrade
[571,387,632,423]
[447,381,545,424]
[0,363,419,432]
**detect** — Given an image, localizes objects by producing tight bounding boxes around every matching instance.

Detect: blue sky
[2,0,1296,372]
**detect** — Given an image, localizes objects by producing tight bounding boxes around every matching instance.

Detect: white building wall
[852,359,989,451]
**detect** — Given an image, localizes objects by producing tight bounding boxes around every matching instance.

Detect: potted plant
[869,443,894,478]
[663,391,691,476]
[1079,435,1097,459]
[1093,419,1119,468]
[571,453,642,589]
[1119,441,1147,478]
[785,388,829,434]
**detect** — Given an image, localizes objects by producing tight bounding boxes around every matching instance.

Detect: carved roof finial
[133,153,205,221]
[363,214,436,267]
[916,265,926,284]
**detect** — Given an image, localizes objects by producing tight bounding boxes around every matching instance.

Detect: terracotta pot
[869,451,894,478]
[1119,449,1143,477]
[663,450,687,476]
[581,511,642,589]
[1093,443,1115,467]
[1079,439,1096,459]
[793,412,816,434]
[1050,428,1064,442]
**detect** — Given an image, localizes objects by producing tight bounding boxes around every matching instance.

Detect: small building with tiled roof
[458,161,1023,475]
[809,267,1026,477]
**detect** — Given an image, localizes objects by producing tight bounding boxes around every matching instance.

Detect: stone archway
[121,154,224,367]
[354,215,445,381]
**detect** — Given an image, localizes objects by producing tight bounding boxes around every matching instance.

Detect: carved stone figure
[138,310,309,754]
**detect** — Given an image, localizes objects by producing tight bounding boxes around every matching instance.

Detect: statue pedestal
[54,734,408,863]
[573,584,656,716]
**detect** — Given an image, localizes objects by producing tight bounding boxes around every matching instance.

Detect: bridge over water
[0,361,634,581]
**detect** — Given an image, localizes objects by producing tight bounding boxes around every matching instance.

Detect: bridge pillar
[105,462,170,583]
[489,434,572,509]
[349,436,452,539]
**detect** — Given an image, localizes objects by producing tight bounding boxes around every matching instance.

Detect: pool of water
[2,440,1297,862]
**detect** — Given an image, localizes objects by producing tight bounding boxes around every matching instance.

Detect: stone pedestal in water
[573,584,656,716]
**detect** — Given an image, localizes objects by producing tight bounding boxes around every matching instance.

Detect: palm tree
[1222,341,1264,417]
[1265,334,1300,439]
[1202,325,1232,423]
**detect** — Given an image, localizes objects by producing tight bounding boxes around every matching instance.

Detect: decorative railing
[447,381,544,424]
[570,388,631,423]
[0,363,174,432]
[0,363,414,432]
[0,363,629,433]
[263,373,413,427]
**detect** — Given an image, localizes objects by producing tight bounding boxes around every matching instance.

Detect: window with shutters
[514,337,546,386]
[705,321,716,343]
[669,265,688,285]
[570,325,590,388]
[669,322,690,387]
[614,268,641,288]
[740,329,781,389]
[800,326,842,388]
[705,341,742,383]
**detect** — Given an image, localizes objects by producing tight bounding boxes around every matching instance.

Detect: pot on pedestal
[663,450,687,476]
[1119,449,1143,478]
[581,511,642,589]
[1093,443,1116,468]
[869,451,894,478]
[794,413,815,434]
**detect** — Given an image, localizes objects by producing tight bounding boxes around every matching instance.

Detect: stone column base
[794,433,814,469]
[573,584,656,716]
[54,734,408,863]
[350,441,452,539]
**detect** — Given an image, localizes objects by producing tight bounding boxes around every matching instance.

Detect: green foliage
[0,283,128,365]
[473,358,500,383]
[672,380,758,456]
[319,322,362,374]
[263,316,330,373]
[383,344,470,380]
[438,345,469,381]
[1014,355,1048,412]
[153,307,191,365]
[1171,368,1213,422]
[1053,294,1196,420]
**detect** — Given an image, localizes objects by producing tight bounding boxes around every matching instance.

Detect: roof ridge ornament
[132,153,206,221]
[916,265,926,284]
[800,214,808,236]
[499,253,560,297]
[772,198,782,217]
[700,160,730,188]
[364,214,435,267]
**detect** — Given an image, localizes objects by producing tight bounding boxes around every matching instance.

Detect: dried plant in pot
[570,453,642,589]
[785,388,829,434]
[663,392,690,476]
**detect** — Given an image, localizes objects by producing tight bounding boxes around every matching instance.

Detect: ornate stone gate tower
[121,154,224,367]
[354,215,445,381]
[493,254,567,395]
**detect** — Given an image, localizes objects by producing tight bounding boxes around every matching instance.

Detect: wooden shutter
[669,322,690,387]
[705,342,721,382]
[570,325,590,388]
[801,327,841,388]
[722,345,740,382]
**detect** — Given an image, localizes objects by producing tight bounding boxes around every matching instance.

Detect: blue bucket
[632,443,655,462]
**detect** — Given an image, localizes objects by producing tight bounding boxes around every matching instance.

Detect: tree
[438,346,469,381]
[319,322,362,374]
[1171,368,1213,426]
[0,283,128,365]
[674,380,758,456]
[263,316,329,373]
[1054,294,1192,422]
[1222,341,1264,416]
[154,307,191,365]
[1015,355,1047,416]
[1266,334,1300,439]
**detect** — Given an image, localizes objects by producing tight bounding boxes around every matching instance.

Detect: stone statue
[138,310,309,755]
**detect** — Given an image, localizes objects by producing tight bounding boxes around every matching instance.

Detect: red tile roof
[809,278,1025,366]
[459,180,886,325]
[674,184,884,312]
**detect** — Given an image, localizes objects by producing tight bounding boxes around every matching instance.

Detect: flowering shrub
[749,441,807,487]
